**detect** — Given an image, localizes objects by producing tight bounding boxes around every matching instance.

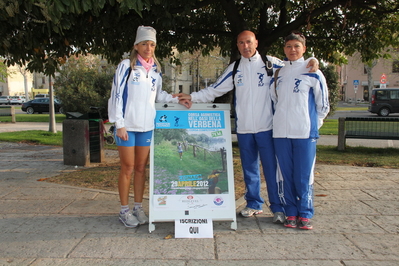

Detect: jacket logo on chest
[236,74,244,87]
[132,72,140,85]
[257,73,265,87]
[293,78,302,93]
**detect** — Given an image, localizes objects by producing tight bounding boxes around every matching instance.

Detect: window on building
[393,60,399,73]
[179,85,183,93]
[363,65,367,74]
[41,77,46,84]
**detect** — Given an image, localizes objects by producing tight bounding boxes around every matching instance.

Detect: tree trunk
[48,75,57,133]
[365,60,377,101]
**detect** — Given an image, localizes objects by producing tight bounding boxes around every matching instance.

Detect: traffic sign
[353,80,359,86]
[380,74,387,84]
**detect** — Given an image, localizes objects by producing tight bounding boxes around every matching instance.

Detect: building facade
[0,65,51,100]
[339,49,399,102]
[0,65,34,98]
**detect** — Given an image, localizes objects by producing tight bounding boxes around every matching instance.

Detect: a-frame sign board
[149,103,237,233]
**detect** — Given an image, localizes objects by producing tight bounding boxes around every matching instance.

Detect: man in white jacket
[175,30,318,223]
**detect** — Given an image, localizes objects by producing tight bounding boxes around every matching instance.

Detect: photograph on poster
[153,110,230,196]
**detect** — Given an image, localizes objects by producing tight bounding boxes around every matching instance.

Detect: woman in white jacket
[271,32,330,230]
[108,26,180,228]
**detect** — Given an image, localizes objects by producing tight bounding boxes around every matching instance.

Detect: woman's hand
[179,99,192,108]
[116,127,128,141]
[173,93,191,100]
[307,59,319,72]
[173,93,192,108]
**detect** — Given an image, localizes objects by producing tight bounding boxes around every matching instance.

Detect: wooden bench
[337,117,399,150]
[0,106,16,123]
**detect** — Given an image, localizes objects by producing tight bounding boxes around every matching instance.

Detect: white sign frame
[149,103,237,233]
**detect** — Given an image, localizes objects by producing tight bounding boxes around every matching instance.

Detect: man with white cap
[108,26,181,228]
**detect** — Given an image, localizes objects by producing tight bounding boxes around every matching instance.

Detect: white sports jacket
[191,51,284,134]
[108,59,178,131]
[271,57,330,139]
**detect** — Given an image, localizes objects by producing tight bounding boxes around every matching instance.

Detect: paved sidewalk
[1,141,398,265]
[0,122,63,133]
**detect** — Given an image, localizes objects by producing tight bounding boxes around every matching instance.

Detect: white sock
[133,202,142,210]
[120,205,129,214]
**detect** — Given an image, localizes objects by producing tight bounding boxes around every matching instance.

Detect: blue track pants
[237,130,284,212]
[274,138,316,218]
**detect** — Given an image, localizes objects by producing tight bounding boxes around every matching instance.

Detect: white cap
[134,26,157,45]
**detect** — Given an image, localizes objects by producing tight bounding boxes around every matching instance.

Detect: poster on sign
[148,103,237,233]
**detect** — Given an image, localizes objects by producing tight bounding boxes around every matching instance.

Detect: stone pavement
[1,140,398,265]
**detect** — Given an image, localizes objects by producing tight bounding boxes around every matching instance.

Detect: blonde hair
[129,44,162,73]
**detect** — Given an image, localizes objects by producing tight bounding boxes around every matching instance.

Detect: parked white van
[0,95,12,105]
[10,95,26,104]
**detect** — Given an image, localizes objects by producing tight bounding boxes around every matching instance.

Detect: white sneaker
[240,207,263,217]
[119,210,139,228]
[133,207,149,224]
[273,212,286,224]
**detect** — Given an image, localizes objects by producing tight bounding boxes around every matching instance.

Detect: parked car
[368,87,399,116]
[10,95,26,105]
[0,95,11,105]
[22,98,64,114]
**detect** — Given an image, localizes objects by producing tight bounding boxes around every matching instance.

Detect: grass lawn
[319,119,337,135]
[0,130,64,146]
[336,106,368,111]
